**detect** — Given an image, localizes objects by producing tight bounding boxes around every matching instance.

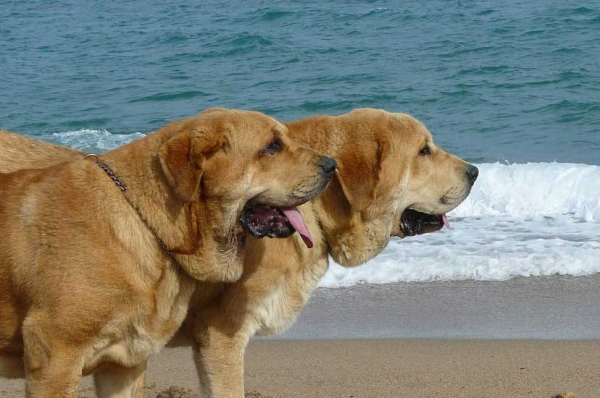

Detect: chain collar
[84,154,177,260]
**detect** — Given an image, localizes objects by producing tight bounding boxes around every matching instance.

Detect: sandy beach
[244,339,595,398]
[1,339,594,397]
[0,339,594,397]
[2,275,599,397]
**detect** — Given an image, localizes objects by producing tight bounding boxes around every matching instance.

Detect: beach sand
[0,340,593,397]
[0,340,592,397]
[244,339,592,398]
[1,275,598,397]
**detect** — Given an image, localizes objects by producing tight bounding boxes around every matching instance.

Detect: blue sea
[1,0,599,286]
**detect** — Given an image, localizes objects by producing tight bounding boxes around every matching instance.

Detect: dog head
[291,108,477,266]
[159,108,335,280]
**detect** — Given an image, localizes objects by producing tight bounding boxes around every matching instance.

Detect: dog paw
[552,393,575,398]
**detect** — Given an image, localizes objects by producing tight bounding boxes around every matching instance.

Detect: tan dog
[0,108,335,398]
[0,108,477,397]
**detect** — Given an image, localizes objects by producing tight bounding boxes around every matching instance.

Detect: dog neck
[286,115,382,267]
[99,129,243,283]
[84,154,178,261]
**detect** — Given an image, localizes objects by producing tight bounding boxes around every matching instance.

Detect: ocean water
[1,0,599,286]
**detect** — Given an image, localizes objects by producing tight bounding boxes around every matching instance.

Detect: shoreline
[280,274,600,340]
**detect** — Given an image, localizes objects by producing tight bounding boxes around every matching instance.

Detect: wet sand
[281,274,600,340]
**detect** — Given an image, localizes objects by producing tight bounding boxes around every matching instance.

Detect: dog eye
[419,146,431,156]
[260,139,283,156]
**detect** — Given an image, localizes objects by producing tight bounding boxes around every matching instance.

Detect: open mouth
[240,203,313,248]
[400,209,451,236]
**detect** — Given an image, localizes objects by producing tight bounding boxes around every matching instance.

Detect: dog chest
[255,256,329,336]
[82,266,196,373]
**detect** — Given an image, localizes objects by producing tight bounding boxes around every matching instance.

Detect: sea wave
[43,129,146,152]
[320,210,600,287]
[320,161,600,287]
[453,162,600,221]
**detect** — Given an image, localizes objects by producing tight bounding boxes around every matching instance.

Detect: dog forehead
[191,110,278,136]
[387,113,432,143]
[228,111,280,134]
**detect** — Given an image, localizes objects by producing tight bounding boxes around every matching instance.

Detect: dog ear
[159,129,223,202]
[335,137,392,211]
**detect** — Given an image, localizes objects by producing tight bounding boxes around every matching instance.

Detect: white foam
[453,162,600,221]
[320,215,600,287]
[42,129,146,153]
[320,162,600,287]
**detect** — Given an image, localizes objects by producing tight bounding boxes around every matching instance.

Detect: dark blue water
[1,0,599,164]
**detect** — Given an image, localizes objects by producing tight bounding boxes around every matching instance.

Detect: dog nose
[318,156,337,175]
[465,164,479,183]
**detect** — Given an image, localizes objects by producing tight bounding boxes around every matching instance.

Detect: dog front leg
[94,361,146,398]
[193,326,249,398]
[22,315,84,398]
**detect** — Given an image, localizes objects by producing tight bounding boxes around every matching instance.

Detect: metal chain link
[96,162,127,193]
[85,154,177,260]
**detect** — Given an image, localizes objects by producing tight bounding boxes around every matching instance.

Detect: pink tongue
[442,214,451,229]
[281,207,313,248]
